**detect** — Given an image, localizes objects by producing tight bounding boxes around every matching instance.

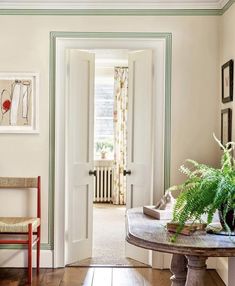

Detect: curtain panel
[113,67,128,205]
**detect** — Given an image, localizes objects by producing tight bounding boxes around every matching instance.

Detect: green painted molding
[50,30,172,195]
[164,33,172,191]
[0,33,56,253]
[221,0,235,14]
[0,1,234,16]
[48,31,56,252]
[0,8,221,16]
[50,31,171,39]
[0,243,52,250]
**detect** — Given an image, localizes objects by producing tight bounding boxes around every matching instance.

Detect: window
[94,76,114,160]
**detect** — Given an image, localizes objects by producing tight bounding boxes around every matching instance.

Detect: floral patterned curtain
[112,67,128,205]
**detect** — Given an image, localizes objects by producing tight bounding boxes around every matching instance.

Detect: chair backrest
[0,176,41,219]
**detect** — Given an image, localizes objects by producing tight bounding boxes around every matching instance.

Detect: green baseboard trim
[0,243,53,250]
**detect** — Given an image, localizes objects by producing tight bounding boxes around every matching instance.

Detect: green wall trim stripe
[0,243,52,250]
[0,1,234,16]
[48,29,56,252]
[164,33,172,191]
[51,31,171,39]
[0,8,222,16]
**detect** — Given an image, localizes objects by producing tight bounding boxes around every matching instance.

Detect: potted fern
[170,135,235,241]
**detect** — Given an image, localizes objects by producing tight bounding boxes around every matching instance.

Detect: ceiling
[0,0,230,10]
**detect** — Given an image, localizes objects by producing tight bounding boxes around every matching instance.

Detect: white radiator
[93,161,114,203]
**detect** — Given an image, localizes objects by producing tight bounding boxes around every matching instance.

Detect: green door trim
[0,31,172,251]
[50,31,172,250]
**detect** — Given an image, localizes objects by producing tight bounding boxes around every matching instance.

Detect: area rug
[68,204,150,268]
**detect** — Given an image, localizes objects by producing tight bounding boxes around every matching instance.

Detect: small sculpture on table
[143,191,176,220]
[155,190,176,210]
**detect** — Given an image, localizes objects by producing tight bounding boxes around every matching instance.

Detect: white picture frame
[0,72,39,133]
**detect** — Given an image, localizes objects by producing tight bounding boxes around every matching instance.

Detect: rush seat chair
[0,176,41,284]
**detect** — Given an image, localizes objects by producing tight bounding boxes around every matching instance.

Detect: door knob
[124,170,131,176]
[89,170,97,176]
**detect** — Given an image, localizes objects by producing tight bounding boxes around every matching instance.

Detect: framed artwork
[222,60,233,103]
[0,73,39,133]
[221,108,232,146]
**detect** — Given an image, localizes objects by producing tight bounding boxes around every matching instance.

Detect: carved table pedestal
[126,208,235,286]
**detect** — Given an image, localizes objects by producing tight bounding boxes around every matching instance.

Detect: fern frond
[171,134,235,242]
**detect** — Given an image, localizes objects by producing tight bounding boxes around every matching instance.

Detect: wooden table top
[126,208,235,257]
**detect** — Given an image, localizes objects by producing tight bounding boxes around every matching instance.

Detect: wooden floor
[0,267,225,286]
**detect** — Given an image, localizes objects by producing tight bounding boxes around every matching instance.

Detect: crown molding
[0,8,221,15]
[219,0,230,8]
[221,0,235,12]
[0,1,233,16]
[0,0,231,10]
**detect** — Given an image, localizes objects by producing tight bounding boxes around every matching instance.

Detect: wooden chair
[0,176,41,284]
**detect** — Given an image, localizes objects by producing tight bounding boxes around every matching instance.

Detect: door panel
[126,50,153,265]
[72,185,89,242]
[66,49,95,264]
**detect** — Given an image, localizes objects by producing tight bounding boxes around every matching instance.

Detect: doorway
[53,33,171,268]
[66,48,154,267]
[65,47,153,265]
[91,49,128,265]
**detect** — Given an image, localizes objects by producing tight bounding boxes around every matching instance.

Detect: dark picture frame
[222,60,234,103]
[221,108,232,146]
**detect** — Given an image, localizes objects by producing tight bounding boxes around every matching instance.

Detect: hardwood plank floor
[0,267,225,286]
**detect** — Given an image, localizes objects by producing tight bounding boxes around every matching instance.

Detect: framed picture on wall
[0,72,39,133]
[222,60,233,103]
[221,108,232,147]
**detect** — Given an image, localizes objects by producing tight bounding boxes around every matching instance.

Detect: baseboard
[153,253,217,269]
[162,253,172,268]
[152,252,164,269]
[164,253,217,269]
[216,257,228,285]
[153,253,228,285]
[0,249,53,268]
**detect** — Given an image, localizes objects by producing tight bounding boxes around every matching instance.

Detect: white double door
[66,49,154,265]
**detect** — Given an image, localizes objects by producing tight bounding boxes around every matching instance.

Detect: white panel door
[125,50,153,264]
[66,49,95,264]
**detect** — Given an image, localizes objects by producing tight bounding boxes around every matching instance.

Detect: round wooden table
[126,208,235,286]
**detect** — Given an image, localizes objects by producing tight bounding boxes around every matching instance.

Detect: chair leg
[28,223,33,284]
[36,225,41,274]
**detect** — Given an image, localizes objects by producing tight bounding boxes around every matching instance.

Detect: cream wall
[216,5,235,285]
[0,15,220,251]
[220,4,235,143]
